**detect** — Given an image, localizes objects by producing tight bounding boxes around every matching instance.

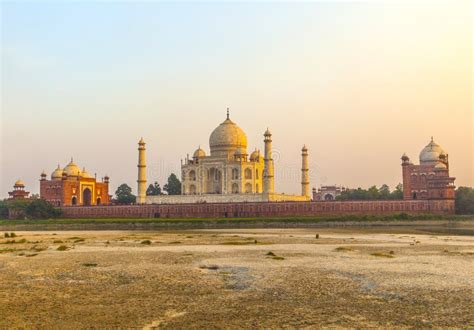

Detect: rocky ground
[0,228,472,328]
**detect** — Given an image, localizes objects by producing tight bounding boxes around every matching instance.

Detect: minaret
[137,138,147,204]
[263,128,274,194]
[301,145,310,198]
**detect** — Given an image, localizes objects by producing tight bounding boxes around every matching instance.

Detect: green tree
[455,187,474,214]
[25,199,61,219]
[367,186,380,200]
[163,173,181,195]
[115,183,136,205]
[391,183,404,200]
[146,182,162,196]
[379,184,391,200]
[0,201,9,219]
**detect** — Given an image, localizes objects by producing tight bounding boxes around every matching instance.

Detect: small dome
[209,113,247,157]
[14,180,25,187]
[401,153,410,162]
[250,149,261,161]
[193,147,206,158]
[51,165,64,180]
[63,159,81,177]
[234,147,247,157]
[264,128,272,136]
[419,138,445,164]
[302,145,308,152]
[81,167,94,179]
[434,162,447,170]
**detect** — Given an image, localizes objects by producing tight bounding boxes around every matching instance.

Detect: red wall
[61,199,455,219]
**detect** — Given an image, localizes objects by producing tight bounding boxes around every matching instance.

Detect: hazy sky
[1,1,472,198]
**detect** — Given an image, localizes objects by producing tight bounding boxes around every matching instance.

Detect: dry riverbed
[0,228,472,328]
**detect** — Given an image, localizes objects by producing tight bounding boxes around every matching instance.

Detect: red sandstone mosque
[39,159,110,206]
[401,137,455,201]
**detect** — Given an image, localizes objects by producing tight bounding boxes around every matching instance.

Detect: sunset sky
[1,1,472,197]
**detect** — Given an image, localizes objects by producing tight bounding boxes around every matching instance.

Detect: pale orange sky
[1,1,472,197]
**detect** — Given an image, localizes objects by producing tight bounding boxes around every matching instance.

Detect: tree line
[336,184,404,201]
[114,173,181,205]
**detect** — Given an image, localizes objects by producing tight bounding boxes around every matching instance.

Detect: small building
[312,185,346,201]
[8,180,30,200]
[40,159,110,206]
[401,138,455,200]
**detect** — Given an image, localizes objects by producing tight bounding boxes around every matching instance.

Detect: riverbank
[1,228,472,328]
[0,215,473,235]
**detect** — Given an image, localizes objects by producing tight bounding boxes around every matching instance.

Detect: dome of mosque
[434,162,447,170]
[63,159,81,177]
[51,165,64,180]
[209,112,247,156]
[193,147,206,158]
[14,180,25,187]
[81,168,94,179]
[419,138,445,164]
[250,149,261,161]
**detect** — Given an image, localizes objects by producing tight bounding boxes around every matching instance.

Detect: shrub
[57,245,68,251]
[141,240,152,245]
[4,233,9,238]
[25,200,61,219]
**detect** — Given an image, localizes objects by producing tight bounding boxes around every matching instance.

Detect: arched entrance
[72,196,77,206]
[83,188,92,206]
[96,197,101,205]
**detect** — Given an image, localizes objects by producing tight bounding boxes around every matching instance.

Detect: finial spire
[226,107,230,119]
[431,136,434,142]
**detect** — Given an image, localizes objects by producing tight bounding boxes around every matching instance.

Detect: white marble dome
[419,138,445,164]
[193,147,206,158]
[209,114,247,156]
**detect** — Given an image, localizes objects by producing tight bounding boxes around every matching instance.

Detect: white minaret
[263,128,274,194]
[301,145,310,198]
[137,138,147,204]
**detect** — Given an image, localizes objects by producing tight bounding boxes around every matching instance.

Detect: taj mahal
[137,110,311,204]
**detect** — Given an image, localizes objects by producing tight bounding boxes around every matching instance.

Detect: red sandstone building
[8,180,30,200]
[401,138,455,200]
[40,159,110,206]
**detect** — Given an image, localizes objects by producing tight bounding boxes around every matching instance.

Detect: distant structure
[137,138,147,204]
[8,180,30,200]
[141,110,310,204]
[40,159,110,206]
[401,138,455,200]
[312,185,346,201]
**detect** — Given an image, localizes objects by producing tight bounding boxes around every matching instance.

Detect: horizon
[1,1,472,198]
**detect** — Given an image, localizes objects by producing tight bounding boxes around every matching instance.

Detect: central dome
[419,138,445,164]
[209,113,247,157]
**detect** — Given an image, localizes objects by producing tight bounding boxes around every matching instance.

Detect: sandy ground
[0,228,472,328]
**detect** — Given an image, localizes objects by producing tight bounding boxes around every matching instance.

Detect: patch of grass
[56,245,68,251]
[272,256,285,260]
[186,236,194,238]
[199,264,219,270]
[0,248,23,254]
[221,241,256,245]
[169,241,182,244]
[266,251,276,256]
[2,238,27,244]
[25,253,38,257]
[371,252,394,258]
[74,239,85,243]
[140,240,152,245]
[53,240,63,244]
[82,263,98,267]
[31,245,47,252]
[334,246,353,252]
[68,237,83,240]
